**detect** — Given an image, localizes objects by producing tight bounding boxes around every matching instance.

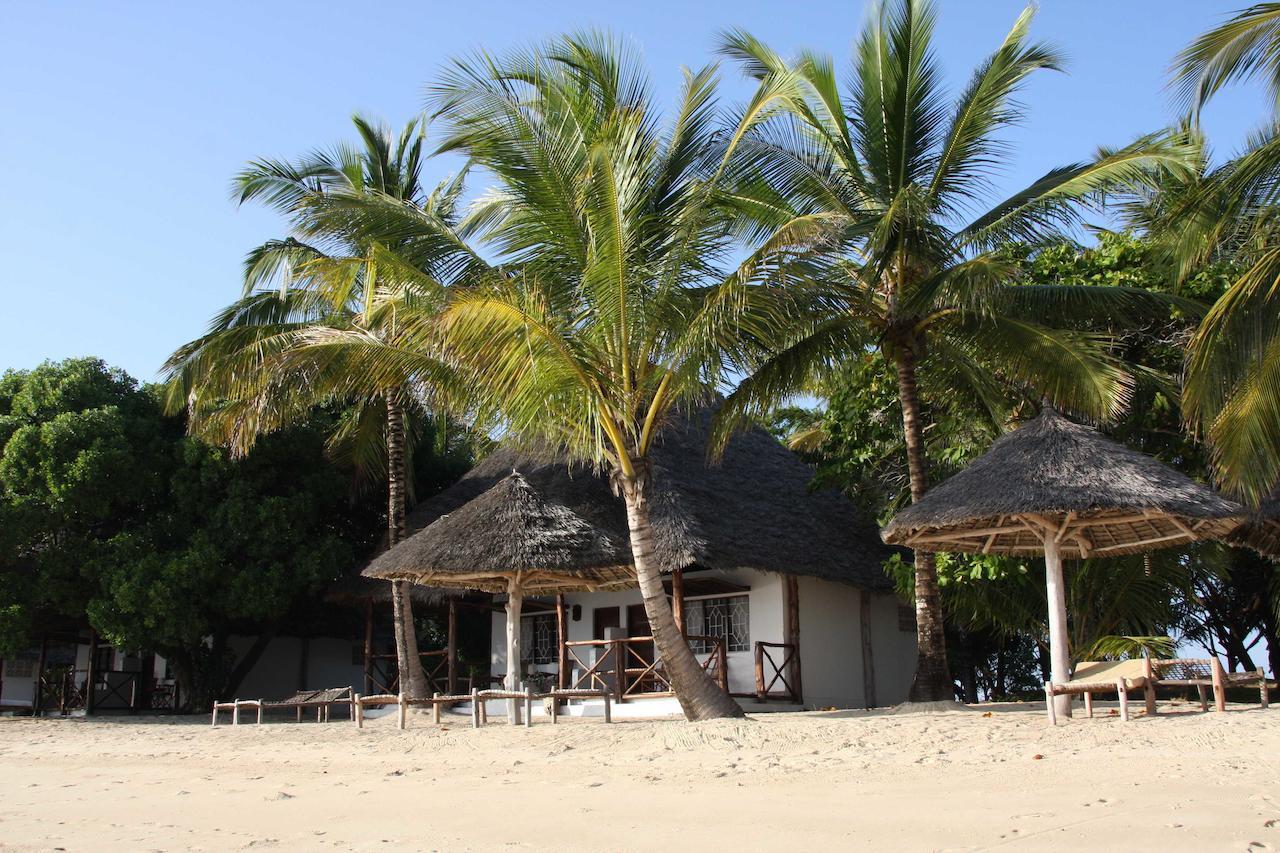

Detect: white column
[1043,536,1072,719]
[505,578,523,726]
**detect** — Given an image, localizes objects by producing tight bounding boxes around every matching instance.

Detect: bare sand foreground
[0,703,1276,852]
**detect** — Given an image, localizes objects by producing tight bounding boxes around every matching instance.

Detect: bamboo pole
[85,630,99,716]
[505,577,523,725]
[859,590,877,709]
[446,598,458,696]
[1043,535,1072,718]
[362,600,374,696]
[784,575,802,704]
[555,593,569,693]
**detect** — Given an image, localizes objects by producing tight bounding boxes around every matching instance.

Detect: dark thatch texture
[882,407,1245,557]
[1229,490,1280,558]
[364,473,633,593]
[364,407,897,590]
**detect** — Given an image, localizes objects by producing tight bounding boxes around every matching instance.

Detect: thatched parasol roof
[1229,490,1280,558]
[365,472,633,593]
[881,407,1245,558]
[364,406,897,590]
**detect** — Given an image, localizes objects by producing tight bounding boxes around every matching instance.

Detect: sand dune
[0,702,1276,851]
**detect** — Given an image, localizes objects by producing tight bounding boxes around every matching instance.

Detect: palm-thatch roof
[365,472,633,593]
[882,407,1245,557]
[364,407,897,590]
[1229,490,1280,558]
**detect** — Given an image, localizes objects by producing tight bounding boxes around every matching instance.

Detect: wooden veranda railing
[36,668,179,715]
[563,635,727,702]
[368,649,451,696]
[753,641,800,703]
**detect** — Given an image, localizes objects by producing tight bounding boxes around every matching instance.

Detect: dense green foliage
[0,358,475,709]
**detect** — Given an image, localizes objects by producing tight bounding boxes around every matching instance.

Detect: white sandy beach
[0,703,1276,852]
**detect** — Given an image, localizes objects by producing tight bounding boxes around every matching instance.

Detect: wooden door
[592,606,620,639]
[626,604,658,693]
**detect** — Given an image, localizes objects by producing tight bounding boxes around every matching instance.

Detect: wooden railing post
[754,642,766,702]
[717,641,727,693]
[784,575,802,704]
[555,594,568,691]
[447,598,458,696]
[614,640,625,703]
[85,630,98,716]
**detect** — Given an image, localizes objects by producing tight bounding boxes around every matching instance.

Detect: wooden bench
[211,687,354,726]
[1149,658,1270,712]
[353,687,612,730]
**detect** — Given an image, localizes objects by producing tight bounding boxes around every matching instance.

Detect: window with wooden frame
[521,613,560,665]
[683,594,750,653]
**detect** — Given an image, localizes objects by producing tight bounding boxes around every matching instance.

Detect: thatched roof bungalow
[365,408,917,713]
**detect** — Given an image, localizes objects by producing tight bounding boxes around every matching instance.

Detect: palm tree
[339,32,826,720]
[164,116,470,701]
[714,0,1195,702]
[1164,4,1280,504]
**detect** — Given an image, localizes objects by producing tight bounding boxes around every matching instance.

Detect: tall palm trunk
[620,473,744,721]
[387,393,428,701]
[894,346,954,703]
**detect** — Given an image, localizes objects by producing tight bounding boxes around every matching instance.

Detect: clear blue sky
[0,0,1266,382]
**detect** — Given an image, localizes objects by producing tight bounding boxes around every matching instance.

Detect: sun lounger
[1044,660,1153,725]
[211,687,354,726]
[352,687,613,730]
[1148,658,1270,712]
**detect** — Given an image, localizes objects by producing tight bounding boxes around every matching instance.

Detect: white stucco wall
[488,568,917,709]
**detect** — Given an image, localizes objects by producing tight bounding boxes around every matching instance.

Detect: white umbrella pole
[505,578,523,725]
[1043,537,1072,718]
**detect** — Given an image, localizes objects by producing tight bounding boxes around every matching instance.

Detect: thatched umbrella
[1229,490,1280,558]
[366,472,632,723]
[882,406,1245,716]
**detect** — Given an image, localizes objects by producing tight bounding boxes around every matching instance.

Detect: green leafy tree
[714,0,1195,701]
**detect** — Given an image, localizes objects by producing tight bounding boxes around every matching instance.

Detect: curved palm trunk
[620,474,744,721]
[895,348,954,703]
[387,394,428,701]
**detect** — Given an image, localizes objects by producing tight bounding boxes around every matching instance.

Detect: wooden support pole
[1117,681,1129,722]
[1211,657,1226,712]
[432,692,441,725]
[602,691,611,724]
[672,569,685,637]
[447,598,458,696]
[397,694,407,730]
[859,590,877,710]
[33,635,48,716]
[555,594,568,691]
[363,600,374,696]
[505,577,523,726]
[85,630,99,716]
[1043,536,1072,719]
[754,643,766,702]
[232,701,241,726]
[1083,690,1093,718]
[470,688,480,728]
[784,575,803,704]
[1144,681,1157,716]
[354,694,364,728]
[1260,667,1269,709]
[257,701,264,724]
[524,686,533,729]
[1044,683,1056,726]
[211,701,219,727]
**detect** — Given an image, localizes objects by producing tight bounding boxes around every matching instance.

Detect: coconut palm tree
[337,32,830,720]
[1163,4,1280,504]
[714,0,1196,702]
[164,116,473,701]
